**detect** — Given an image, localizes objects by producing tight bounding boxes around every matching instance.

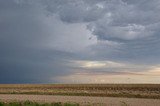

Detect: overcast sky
[1,0,160,83]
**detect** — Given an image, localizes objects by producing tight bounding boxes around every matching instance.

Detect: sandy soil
[0,94,160,106]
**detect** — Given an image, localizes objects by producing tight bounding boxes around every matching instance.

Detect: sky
[1,0,160,83]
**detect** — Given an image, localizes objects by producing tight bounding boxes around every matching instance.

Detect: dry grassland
[0,84,160,99]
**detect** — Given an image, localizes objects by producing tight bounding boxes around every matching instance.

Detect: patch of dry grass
[0,101,80,106]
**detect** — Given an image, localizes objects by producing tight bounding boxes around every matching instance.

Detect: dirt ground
[0,94,160,106]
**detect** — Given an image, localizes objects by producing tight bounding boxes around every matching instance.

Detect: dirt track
[0,94,160,106]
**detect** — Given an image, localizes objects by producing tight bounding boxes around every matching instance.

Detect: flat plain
[1,94,160,106]
[0,84,160,106]
[0,84,160,98]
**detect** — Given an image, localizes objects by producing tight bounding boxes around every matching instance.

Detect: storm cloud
[0,0,160,83]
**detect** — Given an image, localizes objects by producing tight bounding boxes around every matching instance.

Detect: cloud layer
[0,0,160,83]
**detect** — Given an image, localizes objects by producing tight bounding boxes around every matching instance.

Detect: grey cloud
[85,0,160,64]
[86,0,160,40]
[43,0,105,23]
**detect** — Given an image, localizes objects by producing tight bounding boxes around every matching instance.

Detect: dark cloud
[0,0,76,83]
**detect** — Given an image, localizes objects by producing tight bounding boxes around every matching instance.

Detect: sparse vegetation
[0,101,79,106]
[0,84,160,99]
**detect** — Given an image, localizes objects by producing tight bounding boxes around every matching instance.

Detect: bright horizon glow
[53,61,160,84]
[82,61,106,68]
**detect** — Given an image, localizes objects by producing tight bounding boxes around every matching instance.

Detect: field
[0,84,160,99]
